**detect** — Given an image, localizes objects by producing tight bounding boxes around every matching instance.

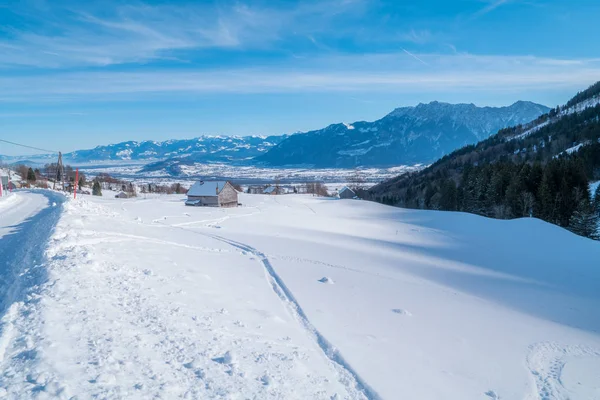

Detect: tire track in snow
[202,233,380,400]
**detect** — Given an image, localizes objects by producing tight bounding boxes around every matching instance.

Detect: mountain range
[366,81,600,238]
[2,101,549,172]
[256,101,550,168]
[0,135,286,166]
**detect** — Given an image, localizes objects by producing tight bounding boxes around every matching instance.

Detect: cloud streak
[1,53,598,102]
[0,0,370,68]
[402,48,429,66]
[471,0,512,19]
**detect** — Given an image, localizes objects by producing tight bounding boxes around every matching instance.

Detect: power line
[0,138,58,154]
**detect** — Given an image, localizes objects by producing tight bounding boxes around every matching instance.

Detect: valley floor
[0,190,599,399]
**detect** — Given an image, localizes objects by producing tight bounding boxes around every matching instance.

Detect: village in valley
[0,161,361,206]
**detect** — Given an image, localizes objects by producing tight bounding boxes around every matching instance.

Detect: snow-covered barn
[338,186,356,199]
[186,180,238,207]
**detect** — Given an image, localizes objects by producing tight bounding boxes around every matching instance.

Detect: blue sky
[1,0,600,155]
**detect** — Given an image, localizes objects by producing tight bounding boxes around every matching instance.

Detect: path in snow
[0,191,66,397]
[201,233,379,399]
[2,195,363,399]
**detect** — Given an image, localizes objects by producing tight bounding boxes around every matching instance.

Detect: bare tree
[16,164,29,181]
[348,168,366,191]
[306,181,329,196]
[519,192,535,217]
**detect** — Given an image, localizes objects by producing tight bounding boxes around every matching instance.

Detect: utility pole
[53,152,64,191]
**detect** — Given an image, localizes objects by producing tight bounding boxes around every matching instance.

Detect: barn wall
[188,195,219,206]
[339,190,355,199]
[218,183,239,206]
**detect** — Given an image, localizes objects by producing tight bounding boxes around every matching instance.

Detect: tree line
[368,82,600,240]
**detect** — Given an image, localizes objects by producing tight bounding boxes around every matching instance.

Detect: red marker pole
[74,168,79,199]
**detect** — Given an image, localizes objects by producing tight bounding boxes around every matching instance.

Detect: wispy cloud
[397,29,433,45]
[471,0,512,19]
[0,0,367,68]
[1,53,597,102]
[402,48,429,66]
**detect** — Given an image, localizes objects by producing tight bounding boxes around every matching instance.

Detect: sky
[1,0,600,155]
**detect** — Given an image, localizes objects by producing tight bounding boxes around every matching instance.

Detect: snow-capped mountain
[59,135,285,164]
[257,101,550,168]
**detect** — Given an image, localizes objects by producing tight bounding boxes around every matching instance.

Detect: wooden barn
[186,180,238,207]
[338,186,356,199]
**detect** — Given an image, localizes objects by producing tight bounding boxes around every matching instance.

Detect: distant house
[186,180,238,207]
[338,186,356,199]
[8,181,21,190]
[115,191,129,199]
[263,185,285,195]
[247,185,265,194]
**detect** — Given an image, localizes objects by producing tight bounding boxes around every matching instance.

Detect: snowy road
[0,191,65,397]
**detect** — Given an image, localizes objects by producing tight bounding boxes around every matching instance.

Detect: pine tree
[27,167,36,182]
[568,202,599,240]
[593,185,600,215]
[92,181,102,196]
[439,179,458,211]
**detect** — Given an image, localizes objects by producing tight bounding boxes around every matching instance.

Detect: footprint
[391,308,412,316]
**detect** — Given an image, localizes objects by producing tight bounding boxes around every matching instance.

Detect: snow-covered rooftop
[187,180,228,197]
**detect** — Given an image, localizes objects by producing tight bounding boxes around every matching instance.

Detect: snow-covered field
[78,163,422,188]
[1,191,599,399]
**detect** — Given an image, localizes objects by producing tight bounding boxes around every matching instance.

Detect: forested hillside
[367,82,600,239]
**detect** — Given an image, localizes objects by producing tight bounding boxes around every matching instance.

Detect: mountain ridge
[366,81,600,238]
[256,100,550,168]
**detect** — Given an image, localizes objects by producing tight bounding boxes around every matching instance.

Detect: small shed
[338,186,356,199]
[115,191,128,199]
[8,181,20,190]
[187,180,238,207]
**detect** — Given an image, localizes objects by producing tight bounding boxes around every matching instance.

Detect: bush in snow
[92,181,102,196]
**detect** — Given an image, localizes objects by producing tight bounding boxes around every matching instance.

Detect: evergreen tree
[593,185,600,215]
[92,181,102,196]
[568,202,599,240]
[439,179,458,211]
[27,167,36,182]
[79,176,85,189]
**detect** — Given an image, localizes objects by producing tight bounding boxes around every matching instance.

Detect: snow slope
[1,192,599,399]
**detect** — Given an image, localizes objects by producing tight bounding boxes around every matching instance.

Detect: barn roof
[188,181,228,197]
